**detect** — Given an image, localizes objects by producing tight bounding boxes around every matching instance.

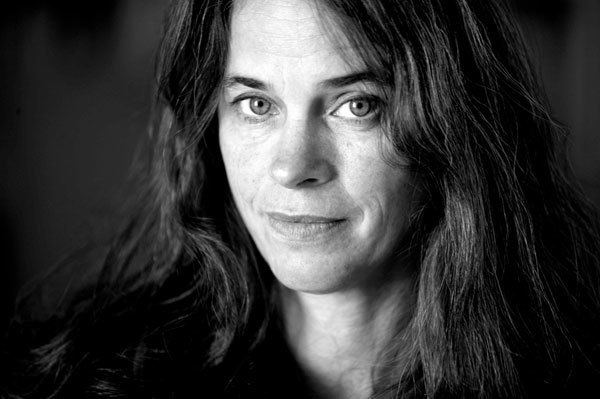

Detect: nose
[269,119,335,189]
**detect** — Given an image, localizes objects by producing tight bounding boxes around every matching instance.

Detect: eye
[333,97,379,119]
[240,97,272,116]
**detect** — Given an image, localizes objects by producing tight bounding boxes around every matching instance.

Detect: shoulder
[2,284,309,398]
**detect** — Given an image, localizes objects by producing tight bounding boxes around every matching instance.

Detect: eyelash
[230,94,382,126]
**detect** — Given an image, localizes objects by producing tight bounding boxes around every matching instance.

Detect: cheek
[218,122,260,207]
[341,144,415,241]
[341,138,411,210]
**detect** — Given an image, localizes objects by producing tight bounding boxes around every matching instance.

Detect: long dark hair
[3,0,600,397]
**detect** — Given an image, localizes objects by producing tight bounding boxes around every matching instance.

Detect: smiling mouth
[266,212,348,242]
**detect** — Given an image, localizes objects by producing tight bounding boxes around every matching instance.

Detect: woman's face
[219,0,418,294]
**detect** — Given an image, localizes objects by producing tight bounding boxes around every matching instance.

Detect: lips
[267,212,345,224]
[265,211,348,242]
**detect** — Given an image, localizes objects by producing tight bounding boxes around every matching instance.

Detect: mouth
[267,212,345,224]
[265,212,348,242]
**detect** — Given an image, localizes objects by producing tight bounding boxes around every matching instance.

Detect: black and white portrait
[1,1,599,397]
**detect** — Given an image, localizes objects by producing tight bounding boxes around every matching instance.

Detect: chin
[263,251,367,294]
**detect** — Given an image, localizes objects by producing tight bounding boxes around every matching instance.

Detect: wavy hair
[3,0,600,398]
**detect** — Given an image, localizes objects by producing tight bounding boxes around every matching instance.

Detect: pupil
[250,97,270,115]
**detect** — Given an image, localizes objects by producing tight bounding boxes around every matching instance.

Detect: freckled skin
[218,0,418,294]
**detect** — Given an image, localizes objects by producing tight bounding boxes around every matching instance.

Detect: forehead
[228,0,364,75]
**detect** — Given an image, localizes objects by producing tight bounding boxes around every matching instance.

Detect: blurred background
[0,0,599,331]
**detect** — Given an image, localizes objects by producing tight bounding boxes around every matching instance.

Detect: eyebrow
[318,71,382,89]
[222,71,383,91]
[223,76,268,91]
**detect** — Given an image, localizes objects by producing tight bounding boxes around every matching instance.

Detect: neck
[279,268,413,399]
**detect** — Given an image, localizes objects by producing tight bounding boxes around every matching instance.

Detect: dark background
[1,0,599,330]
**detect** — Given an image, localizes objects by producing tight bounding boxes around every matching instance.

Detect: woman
[3,0,600,397]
